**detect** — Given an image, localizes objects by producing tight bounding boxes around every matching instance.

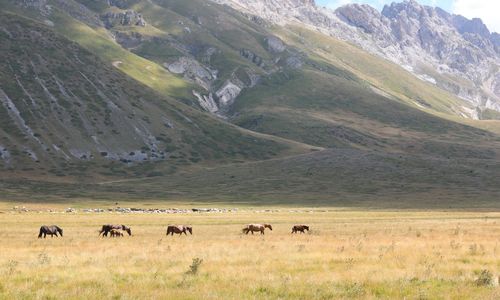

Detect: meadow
[0,204,498,299]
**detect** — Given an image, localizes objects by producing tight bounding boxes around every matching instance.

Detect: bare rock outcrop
[101,10,146,28]
[266,35,286,53]
[166,57,217,91]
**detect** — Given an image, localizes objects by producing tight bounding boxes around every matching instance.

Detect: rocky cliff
[213,0,500,117]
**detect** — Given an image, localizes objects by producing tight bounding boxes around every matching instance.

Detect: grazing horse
[242,224,272,235]
[38,225,63,238]
[99,224,131,237]
[166,225,192,236]
[109,229,124,237]
[291,225,310,234]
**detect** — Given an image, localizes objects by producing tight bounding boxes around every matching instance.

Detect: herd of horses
[37,223,310,238]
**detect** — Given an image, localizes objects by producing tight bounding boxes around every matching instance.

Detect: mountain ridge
[214,0,500,118]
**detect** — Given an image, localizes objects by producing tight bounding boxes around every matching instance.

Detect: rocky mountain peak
[452,16,490,38]
[381,0,426,19]
[213,0,500,117]
[336,4,387,35]
[285,0,316,7]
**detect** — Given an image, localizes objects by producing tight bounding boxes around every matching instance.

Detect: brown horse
[291,225,310,234]
[242,224,272,235]
[166,225,192,236]
[109,229,124,237]
[99,224,131,237]
[38,225,63,238]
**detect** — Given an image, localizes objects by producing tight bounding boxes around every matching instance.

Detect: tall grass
[0,209,498,299]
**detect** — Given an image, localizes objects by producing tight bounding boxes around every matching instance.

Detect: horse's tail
[38,227,43,238]
[55,226,63,237]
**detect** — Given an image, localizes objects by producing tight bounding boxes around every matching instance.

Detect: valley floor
[0,205,498,299]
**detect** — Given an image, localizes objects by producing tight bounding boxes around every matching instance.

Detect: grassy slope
[0,11,310,180]
[277,25,472,116]
[232,68,499,156]
[2,148,500,209]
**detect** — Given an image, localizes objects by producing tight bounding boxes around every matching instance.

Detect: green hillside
[0,11,305,181]
[0,0,499,207]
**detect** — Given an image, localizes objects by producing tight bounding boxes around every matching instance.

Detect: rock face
[240,49,266,67]
[212,0,500,116]
[192,91,219,113]
[266,36,286,53]
[216,81,242,107]
[166,57,217,91]
[105,0,131,9]
[101,10,146,28]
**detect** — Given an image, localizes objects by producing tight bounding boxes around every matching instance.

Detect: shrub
[342,282,366,298]
[469,244,478,255]
[474,269,493,286]
[185,258,203,275]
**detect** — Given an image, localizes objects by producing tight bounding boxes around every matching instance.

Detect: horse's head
[186,226,193,235]
[304,226,309,231]
[58,228,63,237]
[265,224,273,231]
[123,225,132,236]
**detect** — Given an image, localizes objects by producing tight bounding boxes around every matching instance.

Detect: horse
[166,225,192,236]
[242,224,272,235]
[99,224,131,237]
[38,225,63,238]
[291,225,310,234]
[109,229,124,237]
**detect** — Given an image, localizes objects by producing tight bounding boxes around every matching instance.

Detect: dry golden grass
[0,207,499,299]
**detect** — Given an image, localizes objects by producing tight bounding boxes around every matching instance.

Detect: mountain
[0,0,499,207]
[0,6,307,180]
[215,0,500,119]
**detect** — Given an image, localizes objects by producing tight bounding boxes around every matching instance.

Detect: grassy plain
[0,205,498,299]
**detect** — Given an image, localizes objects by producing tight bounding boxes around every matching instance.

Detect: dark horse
[38,225,63,238]
[99,224,131,237]
[109,229,124,237]
[291,225,310,234]
[166,225,192,236]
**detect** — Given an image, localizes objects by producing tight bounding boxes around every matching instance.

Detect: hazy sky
[316,0,500,33]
